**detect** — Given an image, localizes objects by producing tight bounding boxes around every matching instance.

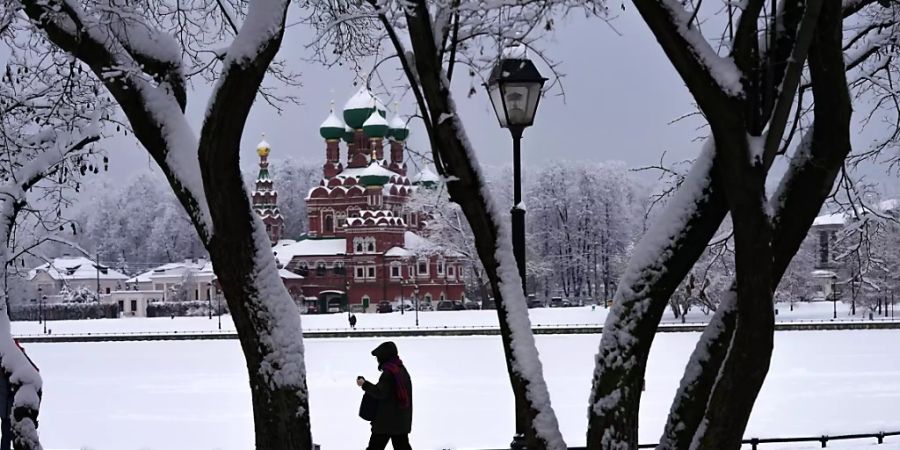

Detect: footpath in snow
[10,301,894,336]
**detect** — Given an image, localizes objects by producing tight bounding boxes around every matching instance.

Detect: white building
[126,259,217,302]
[27,255,129,302]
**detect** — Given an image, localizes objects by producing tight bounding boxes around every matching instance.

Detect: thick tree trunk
[660,0,850,445]
[398,3,565,447]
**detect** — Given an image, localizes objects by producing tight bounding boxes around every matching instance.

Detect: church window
[390,263,401,278]
[448,266,455,277]
[367,241,375,253]
[355,267,365,279]
[367,266,376,278]
[316,262,326,276]
[437,259,444,276]
[324,215,334,233]
[417,260,429,276]
[333,262,346,275]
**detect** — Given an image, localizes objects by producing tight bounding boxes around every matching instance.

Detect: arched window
[316,261,327,276]
[367,241,375,253]
[424,293,432,302]
[324,215,334,233]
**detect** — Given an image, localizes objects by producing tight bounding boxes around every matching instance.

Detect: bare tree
[11,0,314,447]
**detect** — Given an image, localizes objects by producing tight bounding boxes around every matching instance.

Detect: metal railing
[484,430,900,450]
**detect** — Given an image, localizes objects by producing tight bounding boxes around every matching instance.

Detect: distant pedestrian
[349,314,358,330]
[356,341,413,450]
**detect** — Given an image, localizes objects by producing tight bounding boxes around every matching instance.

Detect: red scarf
[381,356,410,408]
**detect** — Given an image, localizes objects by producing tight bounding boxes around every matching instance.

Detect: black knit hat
[371,341,399,363]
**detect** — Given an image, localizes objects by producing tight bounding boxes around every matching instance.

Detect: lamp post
[37,287,42,325]
[485,45,546,450]
[485,46,546,301]
[413,284,419,327]
[207,282,213,319]
[216,288,222,330]
[41,295,47,334]
[831,275,838,320]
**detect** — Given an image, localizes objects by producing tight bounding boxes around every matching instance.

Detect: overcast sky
[93,6,898,197]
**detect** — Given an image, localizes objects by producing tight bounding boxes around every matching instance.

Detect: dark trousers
[366,433,411,450]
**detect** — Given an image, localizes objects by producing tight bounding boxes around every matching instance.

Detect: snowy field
[24,330,900,450]
[11,301,896,336]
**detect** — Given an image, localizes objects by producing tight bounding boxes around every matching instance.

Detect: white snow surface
[9,301,885,336]
[344,87,385,111]
[22,330,900,449]
[248,217,308,410]
[27,256,129,281]
[273,238,347,266]
[320,111,345,129]
[389,114,408,130]
[363,109,389,128]
[660,0,744,96]
[222,0,289,66]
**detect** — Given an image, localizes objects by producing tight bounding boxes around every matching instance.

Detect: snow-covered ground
[25,330,900,450]
[11,301,896,336]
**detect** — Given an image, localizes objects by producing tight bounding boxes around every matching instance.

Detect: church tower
[251,137,284,244]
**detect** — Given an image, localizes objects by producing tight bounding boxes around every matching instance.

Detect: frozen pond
[25,330,900,449]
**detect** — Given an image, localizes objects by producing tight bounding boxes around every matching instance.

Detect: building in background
[27,255,129,302]
[265,88,466,313]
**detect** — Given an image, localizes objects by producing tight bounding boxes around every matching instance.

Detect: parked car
[418,302,434,311]
[527,295,545,308]
[376,301,393,313]
[550,297,573,308]
[392,300,414,312]
[452,300,466,311]
[463,301,480,310]
[482,298,497,309]
[436,300,455,311]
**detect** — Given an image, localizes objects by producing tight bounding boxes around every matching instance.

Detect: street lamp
[207,282,213,320]
[37,287,42,325]
[413,284,420,327]
[41,295,47,334]
[484,46,546,300]
[831,275,838,320]
[216,287,222,331]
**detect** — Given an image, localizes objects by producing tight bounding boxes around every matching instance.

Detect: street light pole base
[510,433,527,450]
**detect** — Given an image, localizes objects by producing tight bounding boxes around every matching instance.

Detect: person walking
[349,313,357,330]
[356,341,412,450]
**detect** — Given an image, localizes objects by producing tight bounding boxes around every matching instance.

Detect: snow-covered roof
[812,198,900,227]
[811,269,837,278]
[344,87,386,111]
[812,212,845,227]
[411,167,440,184]
[279,268,304,280]
[363,110,388,127]
[28,256,129,281]
[358,163,396,178]
[320,111,344,129]
[127,259,214,284]
[501,44,527,59]
[389,115,407,130]
[385,247,414,257]
[274,238,347,266]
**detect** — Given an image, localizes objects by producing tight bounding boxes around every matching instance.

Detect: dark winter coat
[362,342,413,435]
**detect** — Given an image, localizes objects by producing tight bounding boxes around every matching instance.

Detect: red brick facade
[263,91,466,312]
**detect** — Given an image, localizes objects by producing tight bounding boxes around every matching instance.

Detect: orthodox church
[252,88,465,313]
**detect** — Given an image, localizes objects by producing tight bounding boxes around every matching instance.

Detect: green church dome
[343,87,386,129]
[388,115,409,141]
[362,110,389,138]
[319,110,345,140]
[358,162,395,187]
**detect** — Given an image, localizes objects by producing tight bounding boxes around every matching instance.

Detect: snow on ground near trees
[11,302,889,335]
[24,331,900,450]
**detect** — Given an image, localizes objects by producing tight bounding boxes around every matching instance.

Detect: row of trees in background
[65,159,650,306]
